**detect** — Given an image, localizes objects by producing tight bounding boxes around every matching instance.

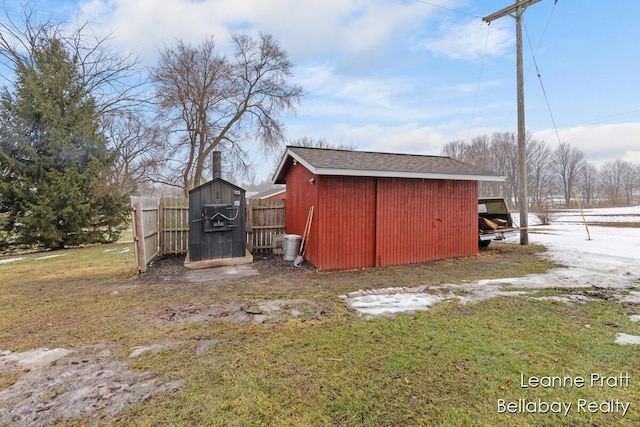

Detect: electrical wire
[413,0,481,18]
[523,15,562,145]
[563,109,640,127]
[500,0,559,132]
[207,207,239,222]
[467,25,491,141]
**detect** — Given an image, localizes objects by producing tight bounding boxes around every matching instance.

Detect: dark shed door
[189,179,246,262]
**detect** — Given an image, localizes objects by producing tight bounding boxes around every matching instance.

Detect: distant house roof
[247,185,286,200]
[273,146,506,183]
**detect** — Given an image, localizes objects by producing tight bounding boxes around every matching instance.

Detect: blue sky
[6,0,640,180]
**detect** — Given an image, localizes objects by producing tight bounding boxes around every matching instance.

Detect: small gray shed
[187,178,247,264]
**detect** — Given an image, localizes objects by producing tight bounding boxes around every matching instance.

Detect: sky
[4,0,640,181]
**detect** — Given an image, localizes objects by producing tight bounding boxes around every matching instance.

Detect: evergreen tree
[0,36,128,250]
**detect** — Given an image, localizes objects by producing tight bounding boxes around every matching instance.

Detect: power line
[413,0,481,18]
[483,0,543,247]
[523,15,562,145]
[467,25,491,141]
[500,0,558,131]
[564,109,640,127]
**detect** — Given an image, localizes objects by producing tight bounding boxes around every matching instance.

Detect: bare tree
[599,159,628,206]
[635,164,640,204]
[621,161,637,205]
[554,142,585,207]
[441,140,467,161]
[1,4,147,196]
[526,139,554,208]
[150,33,303,196]
[577,162,599,206]
[0,4,143,116]
[289,136,356,151]
[465,135,501,197]
[490,132,519,206]
[103,113,162,195]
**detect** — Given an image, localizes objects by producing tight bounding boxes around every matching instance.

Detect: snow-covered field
[343,206,640,317]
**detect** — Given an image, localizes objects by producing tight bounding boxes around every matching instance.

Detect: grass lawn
[1,242,639,426]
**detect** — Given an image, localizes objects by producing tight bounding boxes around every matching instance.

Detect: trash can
[283,234,302,261]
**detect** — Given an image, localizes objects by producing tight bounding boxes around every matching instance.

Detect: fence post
[246,199,254,253]
[130,196,161,273]
[130,197,147,273]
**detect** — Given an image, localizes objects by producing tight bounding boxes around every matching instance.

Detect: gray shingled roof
[273,146,505,183]
[246,185,286,199]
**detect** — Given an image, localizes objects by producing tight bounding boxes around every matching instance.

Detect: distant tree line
[441,133,639,209]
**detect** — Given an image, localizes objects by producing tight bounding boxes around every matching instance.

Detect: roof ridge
[287,145,451,160]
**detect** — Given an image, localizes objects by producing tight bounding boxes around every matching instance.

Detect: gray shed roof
[246,185,286,199]
[273,146,506,183]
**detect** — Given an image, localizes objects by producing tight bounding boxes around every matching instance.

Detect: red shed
[273,146,505,271]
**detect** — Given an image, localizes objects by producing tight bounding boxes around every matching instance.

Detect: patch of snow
[0,257,24,264]
[128,342,180,358]
[617,291,640,305]
[629,315,640,323]
[348,292,446,317]
[344,207,640,317]
[34,254,67,260]
[615,333,640,345]
[0,345,183,426]
[0,348,72,370]
[551,206,640,224]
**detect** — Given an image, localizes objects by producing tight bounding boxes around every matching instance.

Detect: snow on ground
[0,257,24,264]
[343,206,640,318]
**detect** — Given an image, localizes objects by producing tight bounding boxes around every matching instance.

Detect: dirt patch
[138,253,313,285]
[150,299,326,325]
[580,289,617,301]
[0,344,182,427]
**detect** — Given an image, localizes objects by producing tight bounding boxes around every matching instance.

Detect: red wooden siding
[316,176,376,271]
[375,178,477,267]
[285,165,479,271]
[284,163,319,266]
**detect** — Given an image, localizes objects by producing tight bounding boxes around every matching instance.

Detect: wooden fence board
[159,198,189,255]
[131,196,285,272]
[247,199,285,253]
[130,196,160,273]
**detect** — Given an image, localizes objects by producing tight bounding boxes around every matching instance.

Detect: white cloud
[77,0,233,60]
[67,0,640,182]
[296,64,406,108]
[318,123,455,156]
[76,0,438,64]
[533,123,640,167]
[623,151,640,164]
[420,19,513,61]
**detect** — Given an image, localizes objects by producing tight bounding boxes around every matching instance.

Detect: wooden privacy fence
[130,196,189,273]
[130,196,159,273]
[246,199,286,253]
[159,198,190,255]
[131,196,285,272]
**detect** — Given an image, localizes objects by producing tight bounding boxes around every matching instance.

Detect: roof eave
[272,148,317,183]
[313,168,505,181]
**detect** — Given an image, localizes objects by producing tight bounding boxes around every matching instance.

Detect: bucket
[283,234,302,261]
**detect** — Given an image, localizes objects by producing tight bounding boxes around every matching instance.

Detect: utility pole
[483,0,541,245]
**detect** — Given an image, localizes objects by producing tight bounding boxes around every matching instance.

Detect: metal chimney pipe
[212,151,222,180]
